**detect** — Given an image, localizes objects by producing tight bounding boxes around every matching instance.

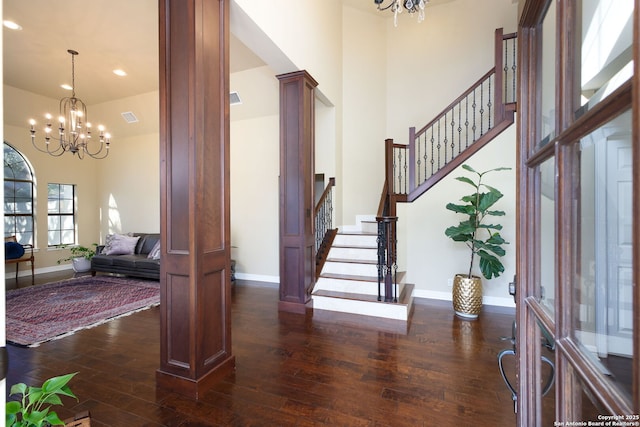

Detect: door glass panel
[540,321,556,426]
[577,0,634,115]
[538,1,557,148]
[540,157,556,317]
[575,109,632,400]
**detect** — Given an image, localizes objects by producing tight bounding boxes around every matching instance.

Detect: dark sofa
[91,233,160,280]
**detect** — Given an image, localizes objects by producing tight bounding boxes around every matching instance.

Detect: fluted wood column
[277,71,318,314]
[156,0,234,399]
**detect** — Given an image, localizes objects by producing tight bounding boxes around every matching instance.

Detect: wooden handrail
[314,177,336,216]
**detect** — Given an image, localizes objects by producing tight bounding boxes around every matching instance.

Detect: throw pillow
[147,240,161,260]
[5,242,25,260]
[104,234,140,255]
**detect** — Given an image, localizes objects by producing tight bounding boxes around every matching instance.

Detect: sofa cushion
[136,234,160,255]
[111,254,143,268]
[147,240,161,259]
[91,254,115,267]
[104,234,140,255]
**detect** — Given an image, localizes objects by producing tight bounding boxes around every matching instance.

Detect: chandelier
[374,0,428,26]
[29,49,111,159]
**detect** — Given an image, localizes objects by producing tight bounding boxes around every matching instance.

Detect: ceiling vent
[230,91,242,105]
[121,111,139,123]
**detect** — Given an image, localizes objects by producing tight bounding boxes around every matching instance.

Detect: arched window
[4,143,35,245]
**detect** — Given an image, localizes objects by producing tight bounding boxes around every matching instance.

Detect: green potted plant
[6,373,79,427]
[444,164,510,319]
[57,244,98,273]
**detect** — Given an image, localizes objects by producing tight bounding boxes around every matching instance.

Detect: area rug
[6,276,160,347]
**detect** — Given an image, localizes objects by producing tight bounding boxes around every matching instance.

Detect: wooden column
[156,0,235,399]
[277,71,318,314]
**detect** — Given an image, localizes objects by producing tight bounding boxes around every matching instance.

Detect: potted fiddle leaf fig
[445,164,510,319]
[6,372,79,427]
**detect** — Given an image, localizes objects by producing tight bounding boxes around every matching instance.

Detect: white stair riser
[312,295,413,321]
[328,247,377,261]
[360,221,378,234]
[322,261,378,277]
[333,234,377,247]
[314,277,405,297]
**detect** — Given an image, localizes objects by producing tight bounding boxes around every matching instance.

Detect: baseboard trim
[234,273,279,284]
[413,289,516,308]
[5,263,72,280]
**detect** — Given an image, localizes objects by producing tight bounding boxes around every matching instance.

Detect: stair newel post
[409,127,416,194]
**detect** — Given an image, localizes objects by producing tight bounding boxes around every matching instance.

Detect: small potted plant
[444,164,510,319]
[57,244,98,273]
[6,372,80,427]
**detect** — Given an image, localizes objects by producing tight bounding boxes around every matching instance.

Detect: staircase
[312,215,414,321]
[311,28,517,324]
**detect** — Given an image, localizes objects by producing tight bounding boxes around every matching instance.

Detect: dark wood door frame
[277,70,318,314]
[156,0,235,399]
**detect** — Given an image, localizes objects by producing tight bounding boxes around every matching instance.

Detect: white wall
[230,115,280,281]
[341,5,388,224]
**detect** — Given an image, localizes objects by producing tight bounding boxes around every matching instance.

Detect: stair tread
[331,244,377,250]
[337,231,377,236]
[326,258,377,265]
[313,283,414,305]
[319,271,406,283]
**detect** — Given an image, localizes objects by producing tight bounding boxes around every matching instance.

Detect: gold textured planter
[452,274,483,319]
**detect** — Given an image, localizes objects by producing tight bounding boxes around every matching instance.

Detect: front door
[516,0,638,424]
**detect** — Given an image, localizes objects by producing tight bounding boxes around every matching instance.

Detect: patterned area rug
[6,276,160,347]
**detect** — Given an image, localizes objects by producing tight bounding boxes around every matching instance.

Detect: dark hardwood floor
[6,272,518,426]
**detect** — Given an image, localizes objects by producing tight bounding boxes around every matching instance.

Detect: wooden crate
[64,411,91,427]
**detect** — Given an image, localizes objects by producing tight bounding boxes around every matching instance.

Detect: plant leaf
[455,176,478,188]
[44,411,66,426]
[486,233,508,245]
[461,164,478,174]
[478,190,503,212]
[486,209,506,216]
[41,373,77,394]
[6,400,21,415]
[478,250,505,279]
[478,223,503,231]
[445,222,475,240]
[9,383,27,396]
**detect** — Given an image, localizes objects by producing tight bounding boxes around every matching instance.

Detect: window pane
[48,215,60,230]
[61,215,74,229]
[577,0,634,114]
[575,109,632,400]
[48,199,59,213]
[48,183,60,198]
[60,230,75,245]
[538,1,557,148]
[48,230,61,247]
[60,184,74,200]
[539,157,556,317]
[60,200,73,214]
[4,216,16,236]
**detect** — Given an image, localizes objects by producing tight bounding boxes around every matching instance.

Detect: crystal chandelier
[374,0,428,26]
[29,49,111,159]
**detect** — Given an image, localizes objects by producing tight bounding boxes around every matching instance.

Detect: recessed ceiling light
[113,69,127,77]
[3,20,22,31]
[61,84,72,91]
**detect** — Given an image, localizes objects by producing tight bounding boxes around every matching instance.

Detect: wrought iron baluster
[443,113,448,164]
[465,96,469,148]
[479,81,485,136]
[487,77,492,130]
[472,89,477,142]
[430,128,435,176]
[437,120,441,169]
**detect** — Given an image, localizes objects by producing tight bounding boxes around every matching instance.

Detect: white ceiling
[2,0,464,137]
